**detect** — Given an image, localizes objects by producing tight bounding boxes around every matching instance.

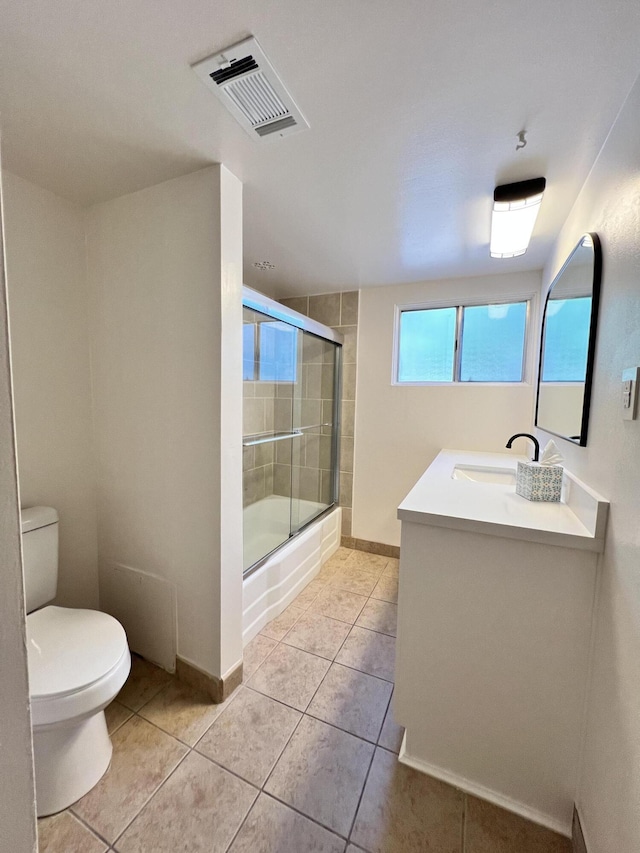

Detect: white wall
[3,171,99,608]
[535,73,640,853]
[87,166,243,680]
[353,271,541,546]
[0,172,37,851]
[218,166,245,677]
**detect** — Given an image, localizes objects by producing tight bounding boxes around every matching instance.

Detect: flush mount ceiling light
[490,178,546,259]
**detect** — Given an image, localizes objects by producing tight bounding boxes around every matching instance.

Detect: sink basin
[452,464,516,485]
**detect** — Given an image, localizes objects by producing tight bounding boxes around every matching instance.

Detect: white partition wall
[0,166,37,852]
[87,165,244,683]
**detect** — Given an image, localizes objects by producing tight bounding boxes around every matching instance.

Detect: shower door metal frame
[243,286,343,346]
[330,336,342,508]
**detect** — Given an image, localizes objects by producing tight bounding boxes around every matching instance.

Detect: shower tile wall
[279,291,358,537]
[271,333,336,508]
[243,380,275,507]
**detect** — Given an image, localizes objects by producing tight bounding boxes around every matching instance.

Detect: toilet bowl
[21,507,131,816]
[27,606,130,815]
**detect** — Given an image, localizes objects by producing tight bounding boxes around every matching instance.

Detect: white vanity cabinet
[394,449,608,837]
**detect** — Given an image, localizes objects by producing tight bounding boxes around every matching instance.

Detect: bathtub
[242,495,341,644]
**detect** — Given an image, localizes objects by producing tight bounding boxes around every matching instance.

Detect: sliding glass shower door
[242,298,341,575]
[290,332,338,533]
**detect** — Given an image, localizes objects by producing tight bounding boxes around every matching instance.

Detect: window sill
[392,381,532,388]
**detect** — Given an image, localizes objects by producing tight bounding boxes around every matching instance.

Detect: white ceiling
[1,1,639,297]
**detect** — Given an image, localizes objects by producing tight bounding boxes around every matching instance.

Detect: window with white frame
[395,300,529,384]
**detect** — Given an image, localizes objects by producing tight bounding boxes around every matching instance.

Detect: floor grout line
[242,675,322,714]
[342,620,398,641]
[222,789,260,852]
[67,809,113,847]
[461,792,467,853]
[345,733,377,847]
[131,708,203,750]
[377,687,395,747]
[109,746,192,849]
[331,651,395,685]
[243,669,394,750]
[256,789,354,843]
[189,741,265,792]
[221,700,353,850]
[190,680,245,748]
[304,702,391,747]
[246,629,395,711]
[259,711,307,792]
[249,622,396,683]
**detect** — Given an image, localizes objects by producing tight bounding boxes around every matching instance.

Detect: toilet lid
[27,606,128,699]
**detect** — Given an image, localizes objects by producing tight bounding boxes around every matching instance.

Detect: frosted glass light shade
[490,178,546,259]
[490,194,544,258]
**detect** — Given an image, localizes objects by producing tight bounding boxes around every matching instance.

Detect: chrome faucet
[506,433,540,462]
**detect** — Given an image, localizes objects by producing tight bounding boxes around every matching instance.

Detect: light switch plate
[622,367,639,420]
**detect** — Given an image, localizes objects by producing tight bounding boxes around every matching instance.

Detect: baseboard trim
[398,734,571,839]
[341,536,400,558]
[175,656,243,704]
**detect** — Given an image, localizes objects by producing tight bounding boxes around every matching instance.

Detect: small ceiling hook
[516,130,527,151]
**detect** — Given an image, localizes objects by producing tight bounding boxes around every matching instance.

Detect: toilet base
[34,710,113,816]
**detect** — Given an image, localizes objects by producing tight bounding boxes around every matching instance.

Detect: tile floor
[38,546,572,853]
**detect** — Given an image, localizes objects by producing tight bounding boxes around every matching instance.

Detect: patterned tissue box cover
[516,462,563,502]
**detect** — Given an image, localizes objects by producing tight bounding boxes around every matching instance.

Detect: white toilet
[22,506,131,816]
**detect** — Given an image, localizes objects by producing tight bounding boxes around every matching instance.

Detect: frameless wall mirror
[535,233,602,446]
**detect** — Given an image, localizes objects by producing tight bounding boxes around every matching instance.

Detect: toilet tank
[21,506,59,613]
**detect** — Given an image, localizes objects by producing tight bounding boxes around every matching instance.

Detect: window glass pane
[541,297,591,382]
[398,307,456,382]
[242,322,256,380]
[459,302,527,382]
[259,321,298,382]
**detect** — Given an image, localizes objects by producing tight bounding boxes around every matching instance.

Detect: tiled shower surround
[271,331,337,506]
[242,379,276,507]
[279,291,358,537]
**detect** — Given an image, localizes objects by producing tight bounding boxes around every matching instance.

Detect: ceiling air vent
[192,36,309,141]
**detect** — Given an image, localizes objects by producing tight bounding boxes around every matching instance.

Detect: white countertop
[397,449,608,551]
